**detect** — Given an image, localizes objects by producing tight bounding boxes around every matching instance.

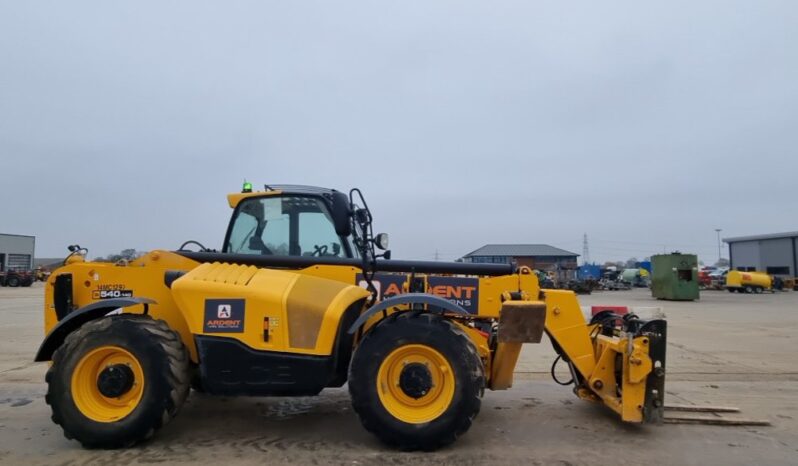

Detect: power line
[591,238,719,248]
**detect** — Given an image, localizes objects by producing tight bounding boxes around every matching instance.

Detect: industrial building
[0,233,36,272]
[724,231,798,278]
[460,244,579,270]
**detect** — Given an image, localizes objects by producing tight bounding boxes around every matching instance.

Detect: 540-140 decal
[92,284,134,299]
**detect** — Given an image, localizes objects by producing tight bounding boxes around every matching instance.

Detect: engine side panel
[287,274,350,349]
[170,262,370,356]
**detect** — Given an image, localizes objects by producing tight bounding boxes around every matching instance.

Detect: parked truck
[0,269,34,287]
[725,270,772,293]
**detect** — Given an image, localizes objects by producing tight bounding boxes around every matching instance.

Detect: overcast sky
[1,1,796,264]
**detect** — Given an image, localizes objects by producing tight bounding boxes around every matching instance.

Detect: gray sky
[1,1,796,264]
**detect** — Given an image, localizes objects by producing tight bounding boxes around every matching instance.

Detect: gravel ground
[1,283,796,465]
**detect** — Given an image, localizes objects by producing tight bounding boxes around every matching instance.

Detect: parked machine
[0,269,34,287]
[708,269,728,290]
[36,184,667,450]
[622,268,650,288]
[35,267,51,282]
[698,269,712,289]
[599,268,631,290]
[725,270,772,293]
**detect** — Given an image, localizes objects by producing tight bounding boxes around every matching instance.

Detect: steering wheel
[312,244,329,257]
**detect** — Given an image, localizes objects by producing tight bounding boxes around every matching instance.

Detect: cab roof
[227,184,338,208]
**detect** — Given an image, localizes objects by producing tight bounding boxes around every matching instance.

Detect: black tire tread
[45,314,190,448]
[349,312,484,451]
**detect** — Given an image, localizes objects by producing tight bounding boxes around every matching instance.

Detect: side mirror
[375,233,389,250]
[331,191,352,237]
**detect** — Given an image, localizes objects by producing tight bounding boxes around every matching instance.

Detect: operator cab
[224,185,359,258]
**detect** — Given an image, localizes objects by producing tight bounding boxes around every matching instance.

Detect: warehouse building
[0,233,36,272]
[724,231,798,278]
[460,244,579,270]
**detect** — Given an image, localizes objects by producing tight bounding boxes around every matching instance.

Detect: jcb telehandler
[36,184,667,450]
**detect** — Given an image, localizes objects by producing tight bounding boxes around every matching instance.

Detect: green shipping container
[651,253,700,301]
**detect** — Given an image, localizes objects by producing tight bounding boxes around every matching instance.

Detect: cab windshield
[225,195,349,258]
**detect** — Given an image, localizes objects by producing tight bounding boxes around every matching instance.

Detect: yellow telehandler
[36,184,666,450]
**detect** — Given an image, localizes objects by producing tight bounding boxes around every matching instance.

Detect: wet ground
[1,284,796,465]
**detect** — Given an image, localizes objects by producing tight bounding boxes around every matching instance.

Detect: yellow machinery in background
[725,270,773,293]
[36,184,667,450]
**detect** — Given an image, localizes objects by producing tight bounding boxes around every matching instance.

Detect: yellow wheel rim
[71,346,145,423]
[377,344,456,424]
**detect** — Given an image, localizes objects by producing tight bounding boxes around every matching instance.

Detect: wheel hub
[97,364,135,398]
[376,344,456,424]
[399,362,433,399]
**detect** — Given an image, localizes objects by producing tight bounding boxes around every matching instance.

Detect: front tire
[45,315,190,448]
[7,276,19,287]
[349,312,484,451]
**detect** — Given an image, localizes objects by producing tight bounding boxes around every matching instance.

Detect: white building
[724,231,798,277]
[0,233,36,271]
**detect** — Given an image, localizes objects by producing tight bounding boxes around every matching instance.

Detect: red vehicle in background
[698,269,712,289]
[0,269,34,287]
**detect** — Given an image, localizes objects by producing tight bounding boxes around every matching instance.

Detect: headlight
[375,233,389,250]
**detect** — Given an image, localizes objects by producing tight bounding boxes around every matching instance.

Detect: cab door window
[226,195,346,257]
[298,208,344,257]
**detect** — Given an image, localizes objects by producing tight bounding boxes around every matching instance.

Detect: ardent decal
[203,299,245,333]
[356,273,479,314]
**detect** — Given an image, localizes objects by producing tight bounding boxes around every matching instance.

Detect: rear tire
[7,276,19,287]
[45,315,190,448]
[744,285,754,293]
[754,286,763,294]
[349,312,484,451]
